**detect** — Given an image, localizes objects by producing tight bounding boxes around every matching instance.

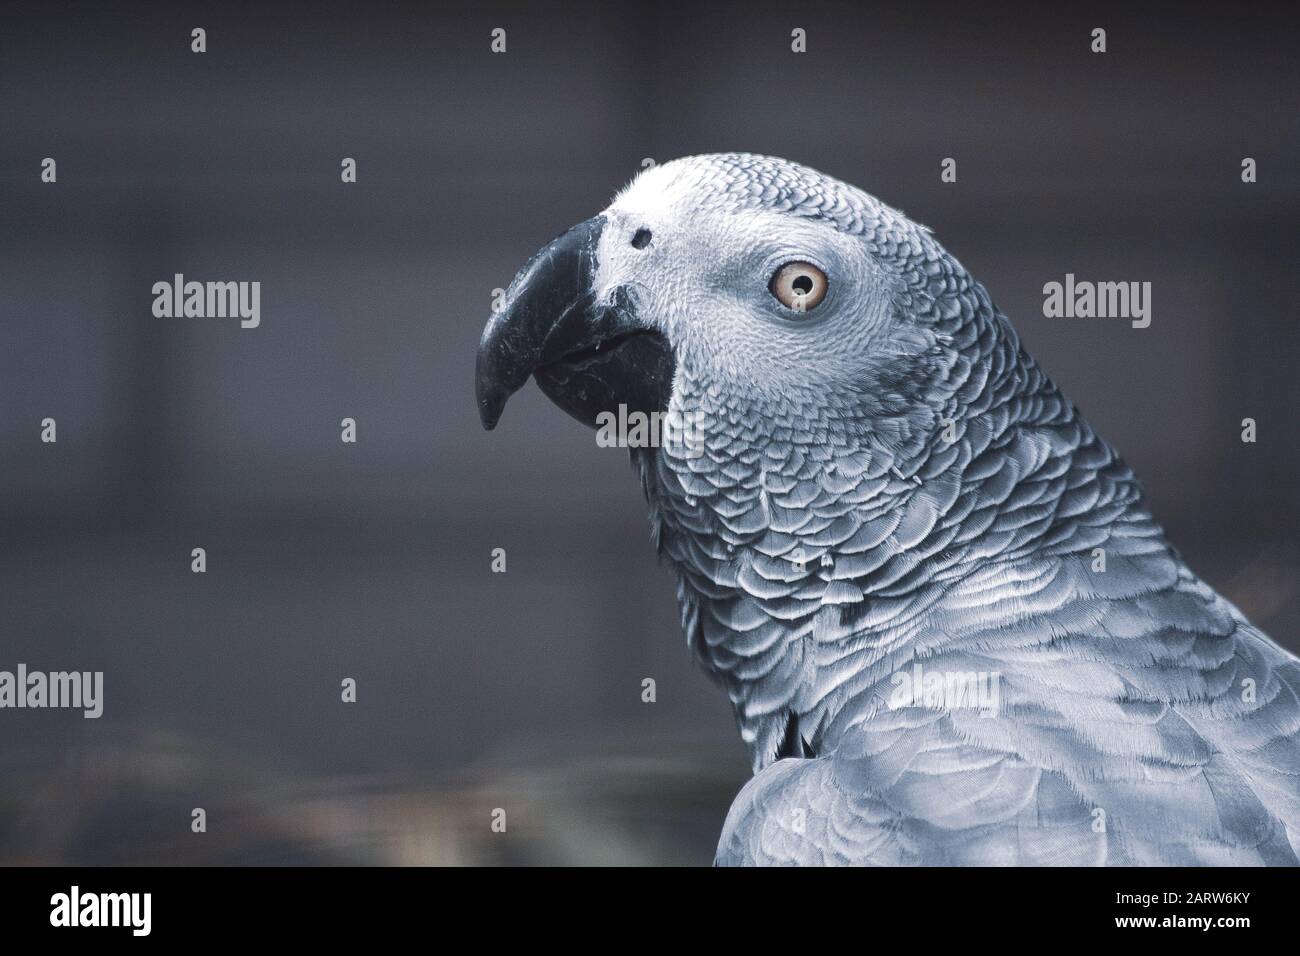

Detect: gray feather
[623,154,1300,866]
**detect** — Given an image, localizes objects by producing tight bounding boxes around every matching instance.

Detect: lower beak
[475,215,675,430]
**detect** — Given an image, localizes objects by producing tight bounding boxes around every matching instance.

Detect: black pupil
[792,274,814,295]
[631,228,652,249]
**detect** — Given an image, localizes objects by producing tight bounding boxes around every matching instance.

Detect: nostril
[631,227,652,249]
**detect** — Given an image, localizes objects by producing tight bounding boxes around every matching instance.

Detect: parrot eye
[769,261,828,312]
[631,228,652,249]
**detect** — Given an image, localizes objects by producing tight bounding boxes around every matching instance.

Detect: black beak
[475,215,675,430]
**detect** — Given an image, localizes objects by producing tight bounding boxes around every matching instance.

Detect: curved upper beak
[475,215,675,430]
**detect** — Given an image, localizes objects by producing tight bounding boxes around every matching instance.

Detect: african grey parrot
[475,153,1300,865]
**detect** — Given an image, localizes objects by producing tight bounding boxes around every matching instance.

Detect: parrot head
[476,153,982,453]
[475,154,1130,766]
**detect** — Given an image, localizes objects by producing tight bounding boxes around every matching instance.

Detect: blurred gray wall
[0,2,1297,862]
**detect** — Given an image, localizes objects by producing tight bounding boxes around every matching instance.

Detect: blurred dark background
[0,1,1297,864]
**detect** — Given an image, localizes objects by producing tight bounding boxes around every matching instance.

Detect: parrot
[475,153,1300,865]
